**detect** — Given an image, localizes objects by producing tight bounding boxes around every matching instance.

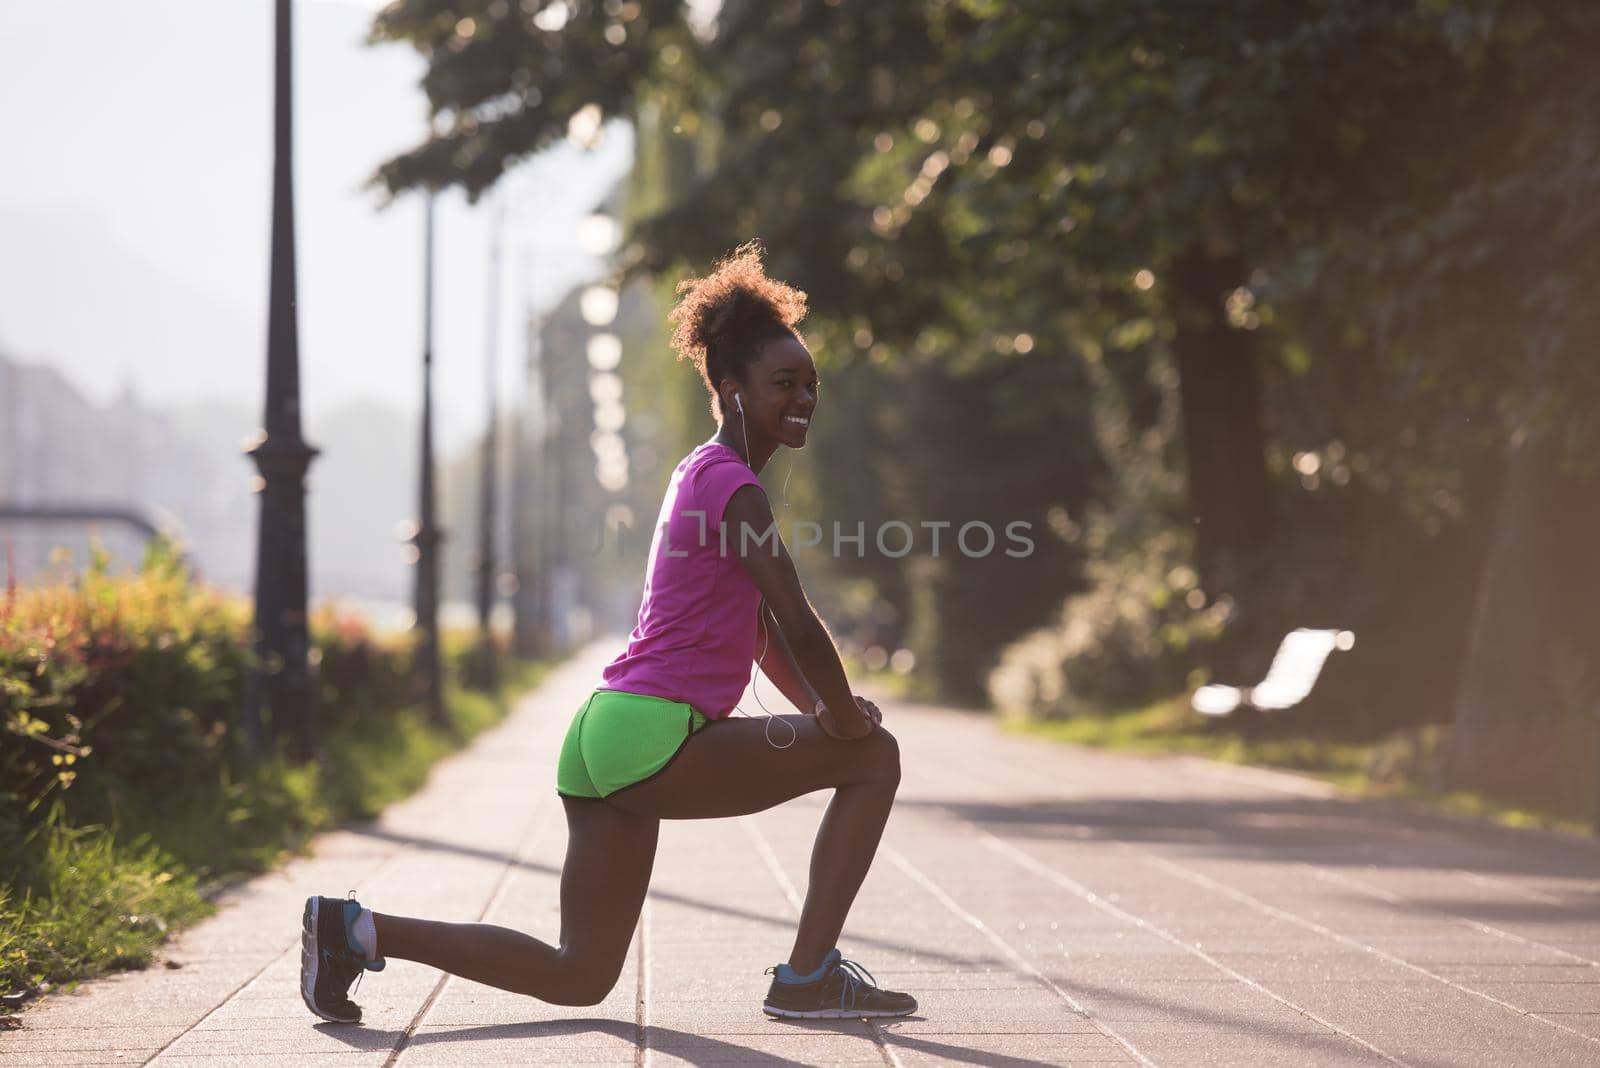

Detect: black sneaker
[300,894,383,1024]
[763,949,918,1019]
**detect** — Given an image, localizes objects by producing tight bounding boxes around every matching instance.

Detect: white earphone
[731,392,752,468]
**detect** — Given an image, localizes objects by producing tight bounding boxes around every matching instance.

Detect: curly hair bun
[668,241,808,414]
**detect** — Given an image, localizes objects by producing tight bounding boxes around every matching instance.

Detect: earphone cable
[734,599,797,750]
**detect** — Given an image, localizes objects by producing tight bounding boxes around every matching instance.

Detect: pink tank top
[601,442,765,718]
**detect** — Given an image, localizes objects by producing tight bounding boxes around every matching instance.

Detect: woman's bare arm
[755,602,822,713]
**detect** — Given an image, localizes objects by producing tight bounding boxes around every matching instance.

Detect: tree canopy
[373,0,1597,465]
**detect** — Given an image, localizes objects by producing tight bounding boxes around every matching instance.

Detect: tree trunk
[1169,250,1274,671]
[1447,428,1600,822]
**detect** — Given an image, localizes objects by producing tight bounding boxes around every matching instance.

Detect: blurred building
[0,350,253,587]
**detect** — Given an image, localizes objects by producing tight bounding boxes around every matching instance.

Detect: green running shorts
[556,689,709,800]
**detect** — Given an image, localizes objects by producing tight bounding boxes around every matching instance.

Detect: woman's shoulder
[683,440,738,466]
[682,442,757,482]
[677,443,764,512]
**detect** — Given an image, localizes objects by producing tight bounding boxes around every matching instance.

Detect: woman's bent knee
[866,726,901,787]
[550,951,625,1006]
[554,970,620,1006]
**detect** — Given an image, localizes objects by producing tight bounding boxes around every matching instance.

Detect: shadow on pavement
[1386,896,1600,925]
[310,1022,412,1051]
[874,1028,1104,1066]
[309,982,1380,1066]
[895,794,1600,892]
[316,1015,1066,1066]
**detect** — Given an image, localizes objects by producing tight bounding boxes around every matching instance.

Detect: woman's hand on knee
[814,697,874,740]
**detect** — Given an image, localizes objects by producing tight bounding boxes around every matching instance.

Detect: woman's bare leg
[371,798,658,1005]
[606,716,900,976]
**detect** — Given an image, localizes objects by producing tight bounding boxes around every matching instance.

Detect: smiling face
[724,334,819,451]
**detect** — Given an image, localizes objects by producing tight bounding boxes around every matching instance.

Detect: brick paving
[5,643,1598,1066]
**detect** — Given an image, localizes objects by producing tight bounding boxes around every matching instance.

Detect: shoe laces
[319,944,364,1005]
[834,957,878,1013]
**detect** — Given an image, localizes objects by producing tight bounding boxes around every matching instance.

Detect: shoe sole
[300,896,359,1025]
[763,1004,916,1019]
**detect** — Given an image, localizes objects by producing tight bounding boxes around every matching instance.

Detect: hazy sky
[1,0,633,451]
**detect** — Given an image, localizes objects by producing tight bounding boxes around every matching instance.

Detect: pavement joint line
[142,840,408,1066]
[881,845,1156,1068]
[139,946,292,1066]
[1295,862,1600,969]
[636,896,651,1068]
[1453,868,1565,905]
[1135,849,1600,1049]
[1298,863,1406,905]
[384,789,557,1067]
[739,815,905,1068]
[978,832,1409,1067]
[739,816,805,913]
[1345,837,1547,897]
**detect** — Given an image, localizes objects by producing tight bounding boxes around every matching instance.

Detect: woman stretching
[300,243,915,1024]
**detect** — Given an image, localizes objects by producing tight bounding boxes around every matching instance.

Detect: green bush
[0,546,539,998]
[988,515,1228,720]
[2,547,249,846]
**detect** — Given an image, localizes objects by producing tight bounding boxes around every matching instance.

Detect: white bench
[1192,628,1355,717]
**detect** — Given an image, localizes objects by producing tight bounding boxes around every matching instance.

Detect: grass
[1006,695,1593,836]
[0,829,209,999]
[0,660,547,1002]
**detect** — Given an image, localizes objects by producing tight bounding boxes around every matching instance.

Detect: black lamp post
[410,193,446,725]
[511,266,548,661]
[471,198,504,688]
[244,0,318,761]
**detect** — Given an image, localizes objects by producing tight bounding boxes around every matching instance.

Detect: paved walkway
[5,643,1599,1066]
